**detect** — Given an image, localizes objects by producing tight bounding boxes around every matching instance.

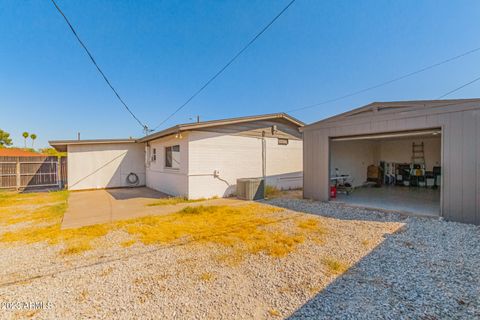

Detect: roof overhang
[300,98,480,131]
[49,138,138,152]
[139,113,304,143]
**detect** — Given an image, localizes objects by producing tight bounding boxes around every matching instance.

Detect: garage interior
[329,129,442,216]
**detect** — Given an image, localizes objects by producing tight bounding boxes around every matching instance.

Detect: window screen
[165,145,180,169]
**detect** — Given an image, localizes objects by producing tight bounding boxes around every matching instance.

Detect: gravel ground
[1,200,479,319]
[267,199,480,319]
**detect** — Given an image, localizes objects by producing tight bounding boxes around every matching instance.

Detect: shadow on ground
[107,187,169,200]
[266,199,480,319]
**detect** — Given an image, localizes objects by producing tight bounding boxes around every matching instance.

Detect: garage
[330,128,441,216]
[302,98,480,225]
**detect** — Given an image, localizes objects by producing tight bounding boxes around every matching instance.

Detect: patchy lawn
[146,197,205,207]
[0,192,323,259]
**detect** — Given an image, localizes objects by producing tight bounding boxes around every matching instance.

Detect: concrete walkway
[62,187,247,229]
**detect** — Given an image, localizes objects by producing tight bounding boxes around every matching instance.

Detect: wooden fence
[0,156,67,190]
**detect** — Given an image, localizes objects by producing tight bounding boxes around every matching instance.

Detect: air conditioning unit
[236,177,265,200]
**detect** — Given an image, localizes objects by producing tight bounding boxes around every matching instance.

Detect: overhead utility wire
[50,0,147,132]
[152,0,297,131]
[286,46,480,113]
[437,74,480,99]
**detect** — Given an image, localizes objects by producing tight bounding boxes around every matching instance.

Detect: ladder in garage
[412,142,425,165]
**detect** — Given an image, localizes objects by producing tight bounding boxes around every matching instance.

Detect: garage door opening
[329,128,442,216]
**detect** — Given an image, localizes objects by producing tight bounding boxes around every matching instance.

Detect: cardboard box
[367,165,380,179]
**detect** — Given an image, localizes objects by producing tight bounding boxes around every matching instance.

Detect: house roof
[138,113,304,143]
[49,113,304,151]
[49,138,137,152]
[301,98,480,131]
[0,148,47,157]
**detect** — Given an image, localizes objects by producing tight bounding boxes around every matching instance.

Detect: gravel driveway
[1,198,478,319]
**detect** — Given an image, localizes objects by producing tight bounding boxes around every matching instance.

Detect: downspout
[145,142,150,168]
[262,131,266,196]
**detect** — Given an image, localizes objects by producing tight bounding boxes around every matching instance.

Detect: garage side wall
[67,143,146,191]
[303,129,329,200]
[303,102,480,224]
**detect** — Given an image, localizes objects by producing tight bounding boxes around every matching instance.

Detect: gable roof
[138,113,304,142]
[302,98,480,130]
[0,148,47,157]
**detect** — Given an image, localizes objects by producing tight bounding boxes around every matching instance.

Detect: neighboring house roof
[301,98,480,131]
[138,113,305,143]
[0,148,47,157]
[49,138,137,152]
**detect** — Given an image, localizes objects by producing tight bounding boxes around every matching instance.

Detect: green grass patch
[146,197,205,206]
[323,257,348,275]
[265,185,281,198]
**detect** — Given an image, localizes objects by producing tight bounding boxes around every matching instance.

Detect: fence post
[57,157,61,189]
[16,157,20,191]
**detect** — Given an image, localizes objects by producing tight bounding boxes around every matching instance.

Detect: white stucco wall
[67,143,146,190]
[187,131,303,199]
[145,134,189,197]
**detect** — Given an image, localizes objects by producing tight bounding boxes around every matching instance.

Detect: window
[151,148,157,162]
[278,138,289,145]
[165,145,180,169]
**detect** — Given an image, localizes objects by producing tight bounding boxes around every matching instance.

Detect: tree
[30,133,37,148]
[22,131,29,148]
[0,129,13,147]
[39,147,66,157]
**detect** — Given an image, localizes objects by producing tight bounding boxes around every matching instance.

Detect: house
[50,113,304,199]
[301,98,480,225]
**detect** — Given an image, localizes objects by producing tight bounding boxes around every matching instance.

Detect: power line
[50,0,148,132]
[152,0,297,131]
[437,74,480,99]
[286,46,480,113]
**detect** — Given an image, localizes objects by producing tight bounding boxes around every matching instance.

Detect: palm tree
[22,132,29,148]
[30,133,37,148]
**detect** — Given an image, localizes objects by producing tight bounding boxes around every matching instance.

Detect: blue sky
[1,0,480,148]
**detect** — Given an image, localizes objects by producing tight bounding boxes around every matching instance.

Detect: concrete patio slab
[334,185,440,217]
[62,187,248,229]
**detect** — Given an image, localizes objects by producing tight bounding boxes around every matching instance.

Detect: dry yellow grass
[118,204,326,259]
[146,197,205,207]
[199,272,214,281]
[323,257,348,275]
[0,190,112,255]
[0,190,67,208]
[121,239,137,247]
[77,289,89,302]
[60,241,93,255]
[0,191,68,226]
[268,309,281,317]
[1,192,327,260]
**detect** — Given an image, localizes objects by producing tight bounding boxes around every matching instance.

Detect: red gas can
[330,186,337,198]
